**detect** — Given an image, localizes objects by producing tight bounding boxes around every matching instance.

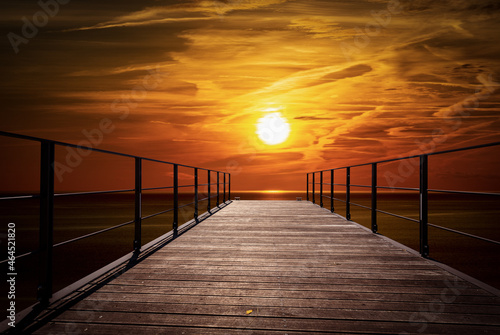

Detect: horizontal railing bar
[427,141,500,157]
[309,141,500,173]
[0,194,37,200]
[179,201,195,209]
[320,184,420,192]
[53,220,134,248]
[312,159,408,173]
[0,184,223,200]
[141,200,202,221]
[142,186,174,191]
[350,202,372,210]
[141,157,211,171]
[428,188,500,197]
[377,186,420,192]
[141,208,174,221]
[376,209,420,223]
[0,188,140,200]
[0,185,236,201]
[428,223,500,245]
[0,130,48,143]
[329,197,420,221]
[0,249,39,264]
[0,130,226,173]
[54,189,134,197]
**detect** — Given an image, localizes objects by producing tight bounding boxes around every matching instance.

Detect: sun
[256,112,291,145]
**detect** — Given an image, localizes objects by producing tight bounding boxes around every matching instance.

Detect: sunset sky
[1,0,500,191]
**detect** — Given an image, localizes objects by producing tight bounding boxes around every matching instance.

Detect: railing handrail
[0,130,231,307]
[309,141,500,173]
[0,130,215,171]
[306,141,500,260]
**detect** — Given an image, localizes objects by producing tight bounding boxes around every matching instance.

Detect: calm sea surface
[1,191,499,313]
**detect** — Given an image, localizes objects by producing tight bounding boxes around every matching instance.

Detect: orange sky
[1,0,500,191]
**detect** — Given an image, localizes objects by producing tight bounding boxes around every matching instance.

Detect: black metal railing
[0,130,230,305]
[307,141,500,258]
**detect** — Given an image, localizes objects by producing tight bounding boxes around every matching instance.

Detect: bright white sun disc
[256,112,290,145]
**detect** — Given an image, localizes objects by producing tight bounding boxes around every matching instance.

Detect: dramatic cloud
[1,0,499,191]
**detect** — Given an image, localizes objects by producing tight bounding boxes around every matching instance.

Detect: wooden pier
[32,201,500,334]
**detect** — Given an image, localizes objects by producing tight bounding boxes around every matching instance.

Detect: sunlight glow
[262,107,281,112]
[256,112,291,145]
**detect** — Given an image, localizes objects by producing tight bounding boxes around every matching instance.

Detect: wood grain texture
[34,201,500,334]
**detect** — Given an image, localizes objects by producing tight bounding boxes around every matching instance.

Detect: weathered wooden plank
[34,323,329,335]
[106,279,487,296]
[91,285,499,305]
[124,267,458,281]
[142,257,436,266]
[112,273,477,289]
[133,263,440,272]
[80,292,500,315]
[115,272,475,290]
[142,262,425,272]
[48,310,500,334]
[64,300,500,325]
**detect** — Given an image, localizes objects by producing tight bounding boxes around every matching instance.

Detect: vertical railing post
[173,164,179,237]
[371,163,378,234]
[419,155,429,258]
[134,158,142,251]
[194,168,198,221]
[346,167,351,220]
[217,172,220,206]
[312,173,315,204]
[320,171,323,207]
[306,174,309,202]
[223,173,226,203]
[38,141,55,304]
[330,170,334,213]
[207,170,211,212]
[228,173,231,201]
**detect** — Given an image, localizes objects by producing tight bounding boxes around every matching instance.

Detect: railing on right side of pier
[0,130,230,308]
[306,141,500,259]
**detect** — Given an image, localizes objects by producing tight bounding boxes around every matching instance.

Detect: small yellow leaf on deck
[246,309,253,314]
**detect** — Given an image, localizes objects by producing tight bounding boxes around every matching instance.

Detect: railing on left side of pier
[0,130,230,308]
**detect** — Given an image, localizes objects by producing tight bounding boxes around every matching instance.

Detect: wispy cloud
[1,0,499,191]
[64,16,213,32]
[64,0,291,32]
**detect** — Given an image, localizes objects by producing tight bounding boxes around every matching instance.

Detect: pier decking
[32,200,500,334]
